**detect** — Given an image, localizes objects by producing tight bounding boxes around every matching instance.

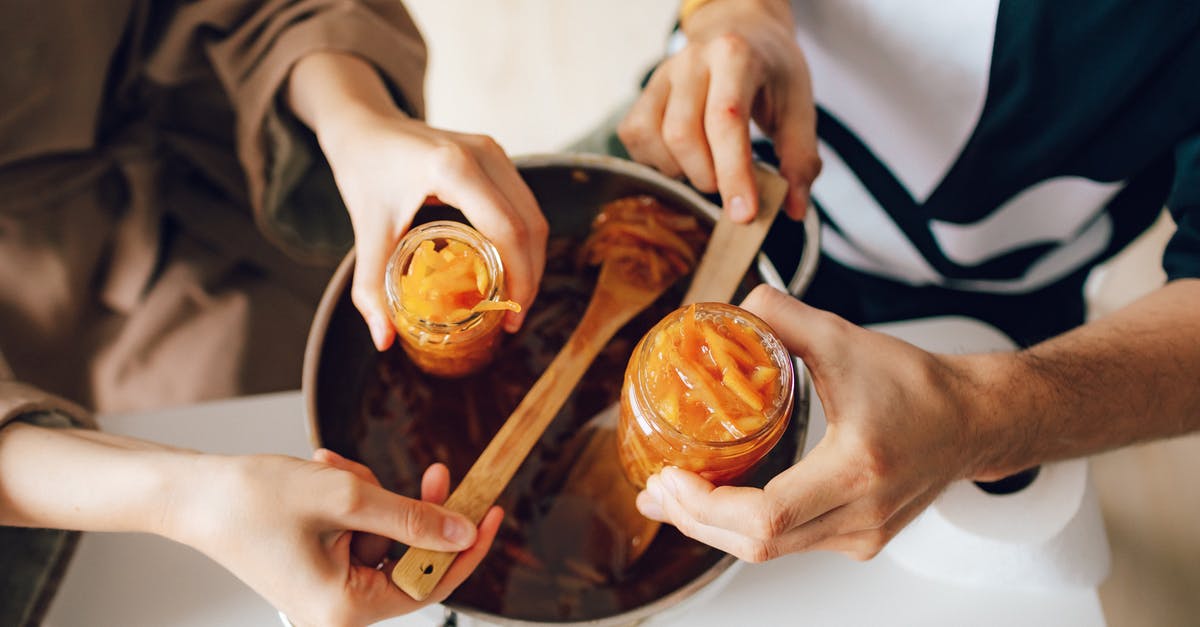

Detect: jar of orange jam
[385,221,519,378]
[617,302,794,488]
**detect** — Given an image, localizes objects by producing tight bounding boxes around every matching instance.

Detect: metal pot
[302,153,820,626]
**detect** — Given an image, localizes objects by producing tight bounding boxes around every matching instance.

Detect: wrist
[681,0,793,37]
[948,352,1046,481]
[150,451,218,543]
[288,51,408,151]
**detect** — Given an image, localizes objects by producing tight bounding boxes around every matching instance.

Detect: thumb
[738,284,836,367]
[335,484,477,553]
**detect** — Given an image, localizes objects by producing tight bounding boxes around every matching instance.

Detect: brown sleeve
[146,0,428,264]
[0,351,94,431]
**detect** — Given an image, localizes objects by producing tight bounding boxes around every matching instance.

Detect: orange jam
[618,303,794,488]
[385,221,519,378]
[581,195,707,290]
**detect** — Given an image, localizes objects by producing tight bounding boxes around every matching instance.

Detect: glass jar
[385,220,510,378]
[617,302,794,488]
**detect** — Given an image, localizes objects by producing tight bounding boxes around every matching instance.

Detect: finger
[367,505,503,618]
[420,463,451,505]
[464,137,548,332]
[739,284,842,367]
[704,38,762,223]
[424,505,503,604]
[313,449,382,487]
[661,63,718,193]
[806,490,937,561]
[428,148,538,335]
[644,473,780,562]
[647,436,863,538]
[314,449,395,565]
[335,483,476,553]
[769,83,820,221]
[619,70,683,179]
[349,216,403,351]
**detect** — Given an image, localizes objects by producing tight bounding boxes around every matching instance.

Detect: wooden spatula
[390,238,681,601]
[559,165,789,567]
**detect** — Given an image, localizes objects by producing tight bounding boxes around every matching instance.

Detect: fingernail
[637,491,665,520]
[443,516,473,547]
[728,196,753,223]
[504,311,524,334]
[372,316,392,351]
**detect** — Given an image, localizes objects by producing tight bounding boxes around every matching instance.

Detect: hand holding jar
[288,51,549,352]
[618,301,795,488]
[635,285,994,563]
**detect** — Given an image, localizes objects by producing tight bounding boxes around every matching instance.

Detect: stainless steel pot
[302,153,821,627]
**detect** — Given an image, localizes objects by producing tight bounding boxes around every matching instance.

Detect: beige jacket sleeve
[145,0,429,264]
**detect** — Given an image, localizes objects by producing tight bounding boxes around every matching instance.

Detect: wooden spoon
[390,240,680,601]
[559,165,790,568]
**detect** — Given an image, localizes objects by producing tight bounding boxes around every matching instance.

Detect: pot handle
[788,205,821,298]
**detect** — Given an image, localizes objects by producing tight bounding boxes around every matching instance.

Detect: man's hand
[634,285,994,562]
[288,52,548,350]
[619,0,819,222]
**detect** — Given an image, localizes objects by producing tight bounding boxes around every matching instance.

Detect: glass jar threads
[385,220,519,378]
[618,302,794,488]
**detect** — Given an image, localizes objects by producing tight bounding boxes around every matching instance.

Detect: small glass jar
[617,302,794,488]
[385,221,508,378]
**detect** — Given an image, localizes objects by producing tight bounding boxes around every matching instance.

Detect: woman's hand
[635,285,1004,562]
[165,449,502,627]
[288,52,548,350]
[619,0,820,221]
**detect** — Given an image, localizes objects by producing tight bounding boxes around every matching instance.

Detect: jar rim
[630,302,795,449]
[385,220,507,332]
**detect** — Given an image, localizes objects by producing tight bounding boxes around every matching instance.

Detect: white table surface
[44,316,1106,627]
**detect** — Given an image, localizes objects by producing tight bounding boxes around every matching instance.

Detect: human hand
[635,285,998,562]
[164,449,502,627]
[288,51,548,351]
[619,0,819,222]
[323,111,548,350]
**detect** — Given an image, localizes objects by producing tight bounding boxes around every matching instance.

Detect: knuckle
[472,134,506,156]
[788,153,823,184]
[741,540,775,563]
[330,475,367,518]
[429,142,474,179]
[748,506,787,540]
[398,503,434,541]
[495,217,530,249]
[661,120,697,149]
[616,118,645,146]
[863,500,894,529]
[854,534,887,561]
[673,515,702,539]
[533,213,550,240]
[743,283,784,312]
[674,45,703,69]
[349,284,375,311]
[710,33,751,59]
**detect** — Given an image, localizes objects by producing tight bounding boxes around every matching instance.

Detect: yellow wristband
[680,0,719,23]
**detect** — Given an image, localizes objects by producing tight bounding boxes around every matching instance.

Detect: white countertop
[43,316,1107,627]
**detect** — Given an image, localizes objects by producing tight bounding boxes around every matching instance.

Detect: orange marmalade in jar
[385,221,520,378]
[618,302,794,488]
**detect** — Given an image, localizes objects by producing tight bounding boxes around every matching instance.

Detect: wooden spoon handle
[682,165,789,305]
[391,295,633,601]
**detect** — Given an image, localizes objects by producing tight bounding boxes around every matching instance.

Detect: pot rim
[301,152,816,626]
